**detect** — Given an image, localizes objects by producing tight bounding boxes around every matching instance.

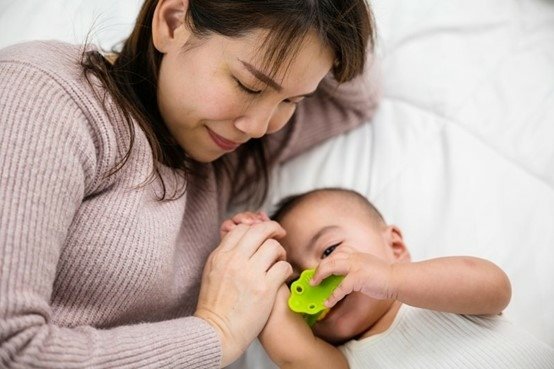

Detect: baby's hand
[259,284,314,365]
[310,246,398,308]
[219,211,270,239]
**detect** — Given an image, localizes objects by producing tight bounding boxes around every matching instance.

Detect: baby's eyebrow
[308,225,341,252]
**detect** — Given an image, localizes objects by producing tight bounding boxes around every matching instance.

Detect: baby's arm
[393,256,512,315]
[259,286,348,369]
[313,248,511,316]
[391,256,511,315]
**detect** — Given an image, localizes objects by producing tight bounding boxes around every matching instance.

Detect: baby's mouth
[319,297,347,322]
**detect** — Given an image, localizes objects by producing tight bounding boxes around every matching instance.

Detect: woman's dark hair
[81,0,375,204]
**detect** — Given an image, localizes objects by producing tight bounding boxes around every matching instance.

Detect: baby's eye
[321,243,341,259]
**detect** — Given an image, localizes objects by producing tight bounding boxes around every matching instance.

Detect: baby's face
[278,194,397,343]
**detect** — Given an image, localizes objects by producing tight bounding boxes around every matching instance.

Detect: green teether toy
[288,269,344,326]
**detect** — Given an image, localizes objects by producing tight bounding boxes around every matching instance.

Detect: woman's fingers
[234,221,286,257]
[218,223,252,251]
[250,238,287,273]
[266,260,293,290]
[196,224,291,367]
[219,221,285,255]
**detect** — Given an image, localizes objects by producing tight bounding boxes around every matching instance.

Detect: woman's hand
[310,246,398,308]
[195,221,292,367]
[219,211,270,239]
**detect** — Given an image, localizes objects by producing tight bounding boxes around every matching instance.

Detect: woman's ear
[385,225,411,262]
[152,0,191,53]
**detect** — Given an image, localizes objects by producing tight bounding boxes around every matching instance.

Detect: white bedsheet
[235,0,554,368]
[1,1,553,367]
[268,0,554,349]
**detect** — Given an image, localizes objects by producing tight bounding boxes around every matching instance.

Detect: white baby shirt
[339,305,554,369]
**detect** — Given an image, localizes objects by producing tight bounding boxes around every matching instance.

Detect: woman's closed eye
[234,77,262,95]
[321,242,341,259]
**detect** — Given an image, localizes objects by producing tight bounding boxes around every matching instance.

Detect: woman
[0,0,377,367]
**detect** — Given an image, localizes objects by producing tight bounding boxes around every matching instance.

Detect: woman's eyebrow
[238,59,317,98]
[239,59,283,92]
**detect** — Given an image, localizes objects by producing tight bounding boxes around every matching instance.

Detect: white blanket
[1,1,552,367]
[268,0,554,349]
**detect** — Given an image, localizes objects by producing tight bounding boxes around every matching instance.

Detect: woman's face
[156,26,334,162]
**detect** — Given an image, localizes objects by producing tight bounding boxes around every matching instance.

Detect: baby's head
[272,188,410,343]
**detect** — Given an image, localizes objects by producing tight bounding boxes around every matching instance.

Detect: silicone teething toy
[288,269,344,326]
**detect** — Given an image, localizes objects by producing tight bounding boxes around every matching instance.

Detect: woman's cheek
[267,105,296,134]
[201,85,247,119]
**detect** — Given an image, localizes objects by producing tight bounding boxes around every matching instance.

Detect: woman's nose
[233,105,276,139]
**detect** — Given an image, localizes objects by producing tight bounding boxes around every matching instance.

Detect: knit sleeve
[0,62,221,368]
[266,56,381,164]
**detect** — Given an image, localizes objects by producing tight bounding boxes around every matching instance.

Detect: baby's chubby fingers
[220,219,238,238]
[324,277,355,308]
[310,253,350,286]
[232,211,268,225]
[258,211,270,221]
[220,211,271,239]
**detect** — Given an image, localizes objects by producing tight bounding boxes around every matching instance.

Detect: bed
[1,0,552,367]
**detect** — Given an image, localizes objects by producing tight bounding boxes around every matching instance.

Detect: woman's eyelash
[235,78,261,95]
[322,243,341,259]
[234,77,302,106]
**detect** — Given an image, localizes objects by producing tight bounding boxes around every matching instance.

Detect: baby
[222,188,554,369]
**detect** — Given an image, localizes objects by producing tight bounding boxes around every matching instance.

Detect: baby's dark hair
[271,187,385,226]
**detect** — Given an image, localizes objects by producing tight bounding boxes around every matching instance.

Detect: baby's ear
[386,225,411,262]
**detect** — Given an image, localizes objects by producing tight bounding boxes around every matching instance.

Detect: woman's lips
[206,127,240,151]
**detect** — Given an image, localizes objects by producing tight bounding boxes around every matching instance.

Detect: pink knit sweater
[0,41,377,368]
